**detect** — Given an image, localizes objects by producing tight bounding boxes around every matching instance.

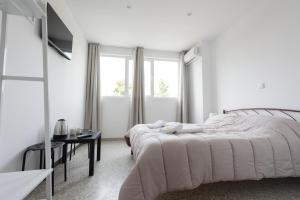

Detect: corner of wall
[201,40,217,118]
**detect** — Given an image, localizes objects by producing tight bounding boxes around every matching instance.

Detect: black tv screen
[46,3,73,60]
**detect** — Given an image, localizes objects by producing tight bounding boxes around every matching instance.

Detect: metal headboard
[223,108,300,122]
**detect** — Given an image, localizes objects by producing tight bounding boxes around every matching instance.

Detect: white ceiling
[66,0,267,51]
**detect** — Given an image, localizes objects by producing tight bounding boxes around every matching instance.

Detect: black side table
[22,141,65,195]
[53,131,101,180]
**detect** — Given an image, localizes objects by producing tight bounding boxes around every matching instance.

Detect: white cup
[70,129,76,136]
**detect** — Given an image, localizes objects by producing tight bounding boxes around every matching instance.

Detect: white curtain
[130,47,145,127]
[84,43,101,131]
[176,52,188,123]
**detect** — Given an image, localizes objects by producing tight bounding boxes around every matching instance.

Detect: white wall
[188,57,204,123]
[0,0,87,172]
[213,0,300,112]
[187,41,215,123]
[100,45,179,59]
[201,41,215,118]
[145,97,177,123]
[101,96,178,138]
[101,97,131,138]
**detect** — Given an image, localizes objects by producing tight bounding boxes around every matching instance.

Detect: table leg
[97,136,101,161]
[40,150,43,169]
[73,143,76,155]
[22,150,29,171]
[43,151,46,169]
[62,144,67,181]
[51,149,54,195]
[70,144,72,161]
[89,141,95,176]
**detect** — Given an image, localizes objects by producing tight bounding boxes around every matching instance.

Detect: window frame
[100,54,179,98]
[100,54,133,97]
[144,57,180,97]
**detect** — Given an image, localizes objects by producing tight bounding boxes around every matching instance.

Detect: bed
[119,108,300,200]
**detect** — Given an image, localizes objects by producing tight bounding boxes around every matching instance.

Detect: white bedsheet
[119,114,300,200]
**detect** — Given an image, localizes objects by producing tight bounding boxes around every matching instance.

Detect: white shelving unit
[0,0,52,199]
[0,169,52,199]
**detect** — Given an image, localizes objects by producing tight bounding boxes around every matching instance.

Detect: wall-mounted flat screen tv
[42,3,73,60]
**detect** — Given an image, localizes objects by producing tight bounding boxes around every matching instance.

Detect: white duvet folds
[119,114,300,200]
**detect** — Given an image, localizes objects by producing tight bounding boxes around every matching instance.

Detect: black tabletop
[52,131,101,143]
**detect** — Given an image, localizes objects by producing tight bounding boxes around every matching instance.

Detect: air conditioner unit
[184,46,200,64]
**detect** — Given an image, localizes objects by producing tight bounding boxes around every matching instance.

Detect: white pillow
[160,123,183,134]
[148,120,167,129]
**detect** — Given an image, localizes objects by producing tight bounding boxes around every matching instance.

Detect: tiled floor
[26,140,134,200]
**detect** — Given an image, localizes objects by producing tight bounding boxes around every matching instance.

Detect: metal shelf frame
[0,0,52,199]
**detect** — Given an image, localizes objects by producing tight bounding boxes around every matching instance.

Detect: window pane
[154,60,179,97]
[100,56,126,96]
[144,61,151,96]
[128,59,133,95]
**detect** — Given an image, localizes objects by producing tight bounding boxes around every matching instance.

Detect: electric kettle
[53,119,68,139]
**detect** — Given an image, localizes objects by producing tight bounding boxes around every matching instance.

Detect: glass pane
[154,60,179,97]
[128,59,133,95]
[144,61,151,96]
[100,56,126,96]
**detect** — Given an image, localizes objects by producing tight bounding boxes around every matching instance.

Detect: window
[144,59,179,97]
[100,56,179,98]
[144,60,151,96]
[100,56,132,96]
[128,59,134,95]
[154,60,179,97]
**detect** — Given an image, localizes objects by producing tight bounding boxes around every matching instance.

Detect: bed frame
[223,108,300,122]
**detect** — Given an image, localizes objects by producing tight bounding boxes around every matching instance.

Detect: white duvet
[119,114,300,200]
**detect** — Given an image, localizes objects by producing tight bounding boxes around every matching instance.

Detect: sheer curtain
[84,43,101,131]
[177,52,188,123]
[130,47,145,127]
